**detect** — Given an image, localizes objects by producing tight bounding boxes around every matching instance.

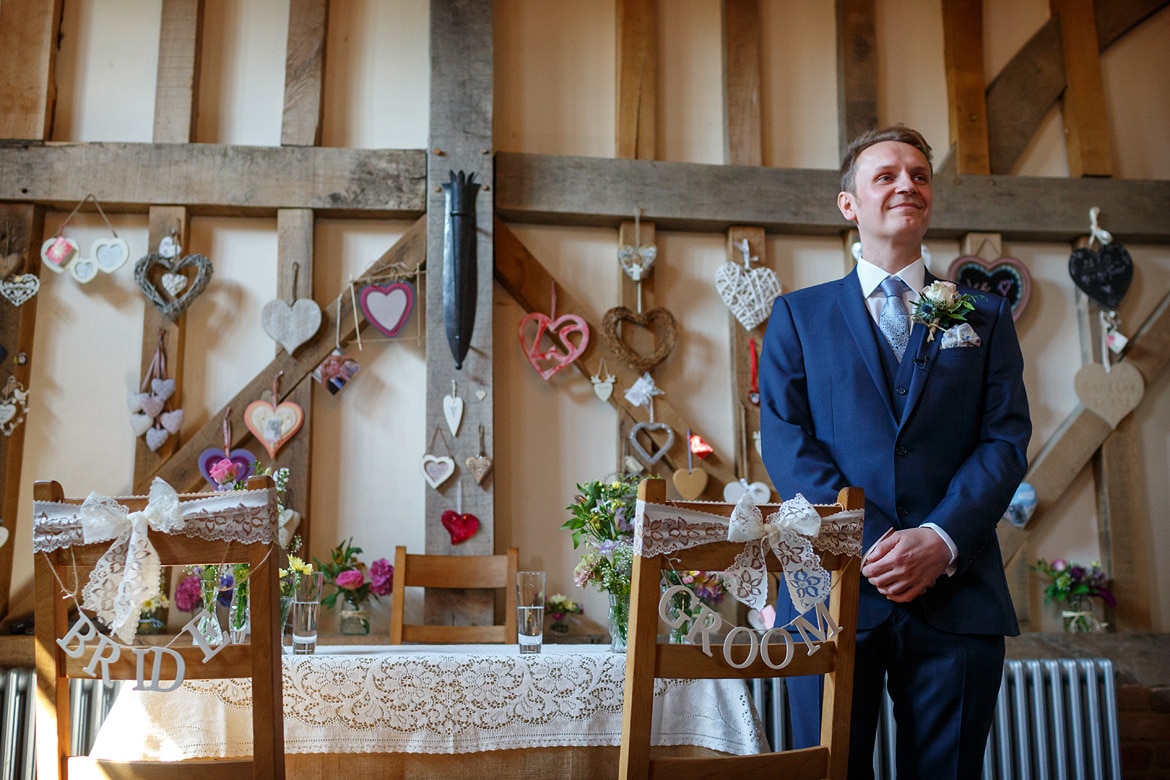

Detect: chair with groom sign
[33,474,285,779]
[619,477,864,780]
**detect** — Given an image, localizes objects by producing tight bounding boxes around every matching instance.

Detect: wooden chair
[619,478,864,780]
[389,546,519,644]
[33,475,285,779]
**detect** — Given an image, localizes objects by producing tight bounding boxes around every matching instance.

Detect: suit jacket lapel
[835,269,897,421]
[900,271,941,426]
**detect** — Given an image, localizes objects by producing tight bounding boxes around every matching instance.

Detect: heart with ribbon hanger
[715,237,782,332]
[134,239,214,322]
[244,371,305,459]
[518,282,590,380]
[1067,207,1133,310]
[421,428,457,490]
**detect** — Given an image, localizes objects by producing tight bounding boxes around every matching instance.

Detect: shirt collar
[856,256,926,298]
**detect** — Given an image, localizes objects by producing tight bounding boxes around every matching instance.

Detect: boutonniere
[912,281,978,342]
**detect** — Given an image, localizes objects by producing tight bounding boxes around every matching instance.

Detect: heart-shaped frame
[92,237,130,274]
[244,398,305,459]
[420,454,456,489]
[361,281,415,338]
[518,311,590,380]
[40,237,79,274]
[134,252,214,322]
[947,255,1031,321]
[601,306,677,373]
[198,447,258,487]
[629,421,675,465]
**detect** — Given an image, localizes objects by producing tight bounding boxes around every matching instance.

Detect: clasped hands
[861,528,953,603]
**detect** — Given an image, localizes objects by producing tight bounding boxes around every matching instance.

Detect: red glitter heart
[441,509,480,545]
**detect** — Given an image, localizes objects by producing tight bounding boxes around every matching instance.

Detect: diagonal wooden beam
[494,219,735,496]
[148,217,427,492]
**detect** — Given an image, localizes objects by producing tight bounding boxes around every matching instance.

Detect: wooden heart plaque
[1074,362,1144,428]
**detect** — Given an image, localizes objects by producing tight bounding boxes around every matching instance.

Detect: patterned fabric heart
[159,409,185,435]
[0,274,41,307]
[518,311,590,380]
[618,244,658,282]
[715,261,782,331]
[441,509,480,545]
[1069,243,1133,309]
[134,252,214,321]
[600,306,677,373]
[947,255,1031,321]
[144,427,169,452]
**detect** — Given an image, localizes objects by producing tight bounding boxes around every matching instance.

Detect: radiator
[0,669,120,780]
[752,658,1121,780]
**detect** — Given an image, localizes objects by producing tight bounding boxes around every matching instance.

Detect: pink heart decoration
[361,281,415,338]
[946,255,1032,321]
[518,312,590,380]
[144,427,169,452]
[244,399,305,459]
[441,509,480,545]
[140,395,165,419]
[159,409,184,435]
[198,447,258,487]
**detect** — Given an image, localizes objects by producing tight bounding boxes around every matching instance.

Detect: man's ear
[837,191,857,223]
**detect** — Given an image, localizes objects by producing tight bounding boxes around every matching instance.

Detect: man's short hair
[840,125,933,193]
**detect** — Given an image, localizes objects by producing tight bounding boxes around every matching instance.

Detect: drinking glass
[516,571,545,654]
[291,571,324,655]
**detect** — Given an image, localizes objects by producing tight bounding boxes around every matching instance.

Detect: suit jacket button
[895,446,908,456]
[897,506,909,518]
[895,387,908,395]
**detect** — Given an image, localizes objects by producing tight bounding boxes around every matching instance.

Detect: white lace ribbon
[33,479,276,644]
[634,493,863,616]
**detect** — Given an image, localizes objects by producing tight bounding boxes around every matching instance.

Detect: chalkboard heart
[360,281,415,338]
[1068,243,1133,309]
[947,255,1031,321]
[261,298,322,355]
[600,306,677,373]
[420,455,456,489]
[244,399,305,458]
[0,274,40,307]
[92,237,130,274]
[518,311,590,380]
[1073,362,1144,428]
[441,509,480,545]
[134,252,213,322]
[629,421,675,466]
[198,447,258,487]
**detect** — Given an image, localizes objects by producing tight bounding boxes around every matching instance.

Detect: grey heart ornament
[628,422,675,465]
[261,298,322,355]
[134,252,213,322]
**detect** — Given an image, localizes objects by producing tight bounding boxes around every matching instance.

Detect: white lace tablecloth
[89,644,768,758]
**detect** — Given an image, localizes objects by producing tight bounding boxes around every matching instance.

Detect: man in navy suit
[759,125,1031,778]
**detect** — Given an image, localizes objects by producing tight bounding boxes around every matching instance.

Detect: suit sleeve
[759,296,848,504]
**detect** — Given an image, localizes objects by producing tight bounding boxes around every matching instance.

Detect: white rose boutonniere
[912,281,978,342]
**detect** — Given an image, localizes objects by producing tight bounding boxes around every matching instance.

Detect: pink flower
[1051,559,1068,572]
[175,574,203,612]
[335,569,365,590]
[370,558,394,596]
[209,458,240,486]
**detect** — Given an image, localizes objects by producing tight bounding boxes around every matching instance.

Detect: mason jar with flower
[316,538,394,635]
[1031,557,1116,632]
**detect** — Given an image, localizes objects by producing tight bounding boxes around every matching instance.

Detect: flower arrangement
[315,538,393,610]
[545,593,583,633]
[912,280,977,341]
[1031,558,1116,632]
[174,572,204,612]
[663,570,726,643]
[279,554,313,599]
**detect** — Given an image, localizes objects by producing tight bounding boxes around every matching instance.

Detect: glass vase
[228,565,250,644]
[607,591,630,652]
[339,592,370,635]
[1061,596,1104,633]
[196,566,225,647]
[137,607,167,635]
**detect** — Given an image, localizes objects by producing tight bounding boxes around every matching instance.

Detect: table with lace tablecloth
[89,644,769,760]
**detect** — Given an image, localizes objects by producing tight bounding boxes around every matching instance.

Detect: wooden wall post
[1051,0,1114,178]
[942,0,991,175]
[616,0,657,160]
[835,0,878,158]
[722,0,763,167]
[425,0,495,624]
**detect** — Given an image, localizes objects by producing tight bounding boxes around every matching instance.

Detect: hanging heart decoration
[628,421,675,466]
[601,306,677,373]
[1069,244,1133,310]
[144,427,170,452]
[262,298,322,356]
[0,525,8,549]
[0,376,29,436]
[244,397,305,459]
[1073,362,1144,428]
[198,447,258,487]
[92,237,130,274]
[947,255,1031,321]
[131,330,183,451]
[40,236,79,274]
[518,311,590,380]
[618,244,658,282]
[441,509,480,545]
[278,508,302,548]
[69,256,99,284]
[134,252,213,322]
[722,478,770,504]
[443,383,464,437]
[672,467,708,500]
[420,454,456,489]
[0,249,21,279]
[0,274,41,307]
[465,424,493,486]
[591,358,615,402]
[715,239,782,331]
[361,280,415,338]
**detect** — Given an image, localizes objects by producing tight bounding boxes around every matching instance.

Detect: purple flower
[175,574,203,612]
[370,558,394,596]
[597,539,620,556]
[335,569,365,590]
[217,574,234,607]
[614,506,632,534]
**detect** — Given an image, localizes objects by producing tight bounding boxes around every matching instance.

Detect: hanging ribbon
[1088,206,1113,249]
[748,337,760,405]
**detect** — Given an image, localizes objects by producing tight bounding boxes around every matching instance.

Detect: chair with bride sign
[33,474,285,779]
[619,477,864,780]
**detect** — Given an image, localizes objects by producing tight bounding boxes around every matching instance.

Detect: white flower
[922,280,958,306]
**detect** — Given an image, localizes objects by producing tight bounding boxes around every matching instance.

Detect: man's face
[837,141,933,246]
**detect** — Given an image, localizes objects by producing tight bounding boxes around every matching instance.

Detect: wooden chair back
[619,478,864,780]
[33,476,284,780]
[389,546,519,644]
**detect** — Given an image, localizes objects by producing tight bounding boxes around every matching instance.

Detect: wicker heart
[41,236,79,273]
[947,255,1031,321]
[1074,362,1144,428]
[69,256,99,284]
[672,467,709,500]
[135,252,213,322]
[466,454,493,485]
[722,479,770,504]
[161,272,188,297]
[1068,244,1133,309]
[198,447,258,486]
[261,298,322,355]
[244,399,305,459]
[420,455,456,489]
[159,408,184,435]
[618,244,658,282]
[629,421,675,466]
[144,427,169,452]
[92,237,130,274]
[151,378,176,402]
[360,281,415,338]
[600,306,677,373]
[0,274,41,307]
[518,311,590,380]
[441,509,480,545]
[715,261,782,331]
[129,413,154,437]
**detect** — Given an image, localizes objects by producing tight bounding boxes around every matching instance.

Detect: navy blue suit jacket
[760,269,1030,635]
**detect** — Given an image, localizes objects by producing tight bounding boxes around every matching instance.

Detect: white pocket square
[940,322,981,349]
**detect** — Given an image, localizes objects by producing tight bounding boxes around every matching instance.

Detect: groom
[759,125,1031,778]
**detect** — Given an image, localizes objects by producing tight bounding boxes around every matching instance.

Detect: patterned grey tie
[879,276,911,362]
